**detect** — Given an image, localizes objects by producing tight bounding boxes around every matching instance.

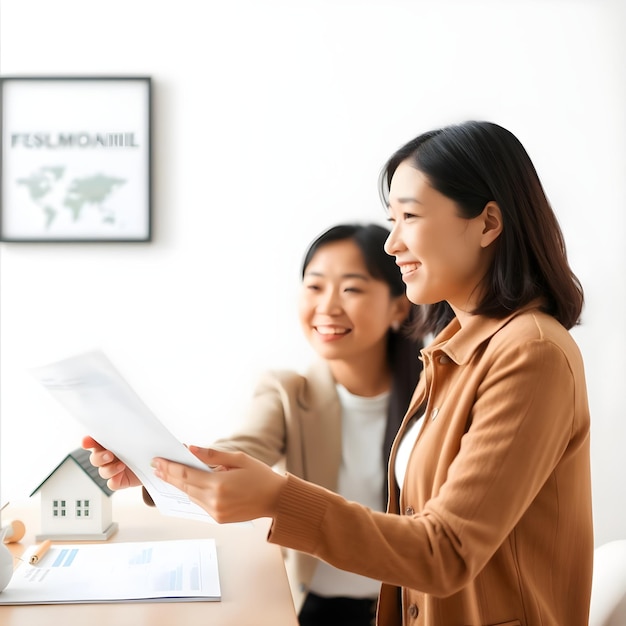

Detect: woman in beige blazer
[211,359,401,617]
[84,222,425,626]
[151,121,593,626]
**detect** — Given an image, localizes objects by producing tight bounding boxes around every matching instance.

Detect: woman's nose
[384,227,401,256]
[317,289,342,314]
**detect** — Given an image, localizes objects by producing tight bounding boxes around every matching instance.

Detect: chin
[312,343,344,359]
[406,287,428,305]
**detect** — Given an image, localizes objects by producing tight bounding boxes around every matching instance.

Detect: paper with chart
[0,538,220,604]
[30,349,216,523]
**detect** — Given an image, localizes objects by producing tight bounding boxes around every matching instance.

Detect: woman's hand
[81,435,142,490]
[152,446,287,524]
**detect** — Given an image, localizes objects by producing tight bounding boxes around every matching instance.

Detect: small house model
[30,447,118,541]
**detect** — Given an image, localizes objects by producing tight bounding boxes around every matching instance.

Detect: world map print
[17,166,126,229]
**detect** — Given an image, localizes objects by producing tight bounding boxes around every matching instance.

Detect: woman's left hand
[152,447,286,523]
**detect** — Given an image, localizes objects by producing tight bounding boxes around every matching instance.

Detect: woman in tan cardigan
[150,121,593,626]
[84,222,425,626]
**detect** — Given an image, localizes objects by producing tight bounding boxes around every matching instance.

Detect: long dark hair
[302,223,424,495]
[379,121,584,334]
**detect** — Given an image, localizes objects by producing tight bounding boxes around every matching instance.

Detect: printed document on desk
[30,349,215,523]
[0,538,221,604]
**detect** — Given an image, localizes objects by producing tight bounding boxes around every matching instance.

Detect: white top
[394,414,425,489]
[308,384,388,599]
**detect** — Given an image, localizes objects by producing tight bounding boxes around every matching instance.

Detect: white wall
[1,0,625,546]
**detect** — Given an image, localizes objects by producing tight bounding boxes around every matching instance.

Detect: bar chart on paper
[0,538,221,604]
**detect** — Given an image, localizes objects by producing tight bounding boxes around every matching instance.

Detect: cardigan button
[438,355,450,364]
[405,506,415,516]
[408,603,419,618]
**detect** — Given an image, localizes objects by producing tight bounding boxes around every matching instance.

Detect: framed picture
[0,76,151,242]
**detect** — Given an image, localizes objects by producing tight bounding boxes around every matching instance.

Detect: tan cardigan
[268,303,594,625]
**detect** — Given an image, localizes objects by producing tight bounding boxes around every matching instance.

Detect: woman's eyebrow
[341,273,370,281]
[303,270,370,281]
[393,196,423,205]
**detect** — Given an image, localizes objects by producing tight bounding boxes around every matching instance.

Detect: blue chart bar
[169,566,183,591]
[64,549,79,567]
[52,548,80,568]
[129,548,153,565]
[190,565,199,591]
[52,550,69,568]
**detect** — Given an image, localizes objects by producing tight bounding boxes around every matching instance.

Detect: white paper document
[30,350,215,522]
[0,538,221,604]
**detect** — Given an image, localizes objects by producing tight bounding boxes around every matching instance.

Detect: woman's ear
[480,201,503,248]
[391,295,412,329]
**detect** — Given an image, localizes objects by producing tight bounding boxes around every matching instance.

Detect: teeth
[316,327,349,335]
[400,263,420,274]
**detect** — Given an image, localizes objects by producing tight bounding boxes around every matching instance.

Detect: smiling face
[299,239,407,365]
[384,160,501,319]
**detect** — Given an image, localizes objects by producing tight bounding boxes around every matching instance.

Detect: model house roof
[30,447,115,497]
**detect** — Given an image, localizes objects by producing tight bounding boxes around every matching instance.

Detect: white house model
[30,448,118,541]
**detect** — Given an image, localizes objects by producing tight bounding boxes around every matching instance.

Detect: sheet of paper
[30,349,215,522]
[0,538,220,604]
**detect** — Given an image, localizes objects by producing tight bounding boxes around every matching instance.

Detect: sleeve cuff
[267,473,331,554]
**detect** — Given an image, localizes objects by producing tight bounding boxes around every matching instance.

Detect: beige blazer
[267,302,594,625]
[212,359,373,611]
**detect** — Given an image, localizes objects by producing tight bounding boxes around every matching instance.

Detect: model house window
[76,500,90,518]
[52,500,66,517]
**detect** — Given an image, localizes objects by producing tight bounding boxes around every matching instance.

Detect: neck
[328,347,391,397]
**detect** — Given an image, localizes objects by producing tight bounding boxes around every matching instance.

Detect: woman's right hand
[81,435,142,490]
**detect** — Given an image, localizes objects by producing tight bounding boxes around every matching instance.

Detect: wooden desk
[1,500,298,626]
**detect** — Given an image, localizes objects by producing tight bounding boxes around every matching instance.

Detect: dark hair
[379,121,584,333]
[302,223,424,501]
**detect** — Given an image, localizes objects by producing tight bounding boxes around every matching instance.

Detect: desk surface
[1,499,298,626]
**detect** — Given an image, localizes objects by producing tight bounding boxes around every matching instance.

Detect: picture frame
[0,76,152,242]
